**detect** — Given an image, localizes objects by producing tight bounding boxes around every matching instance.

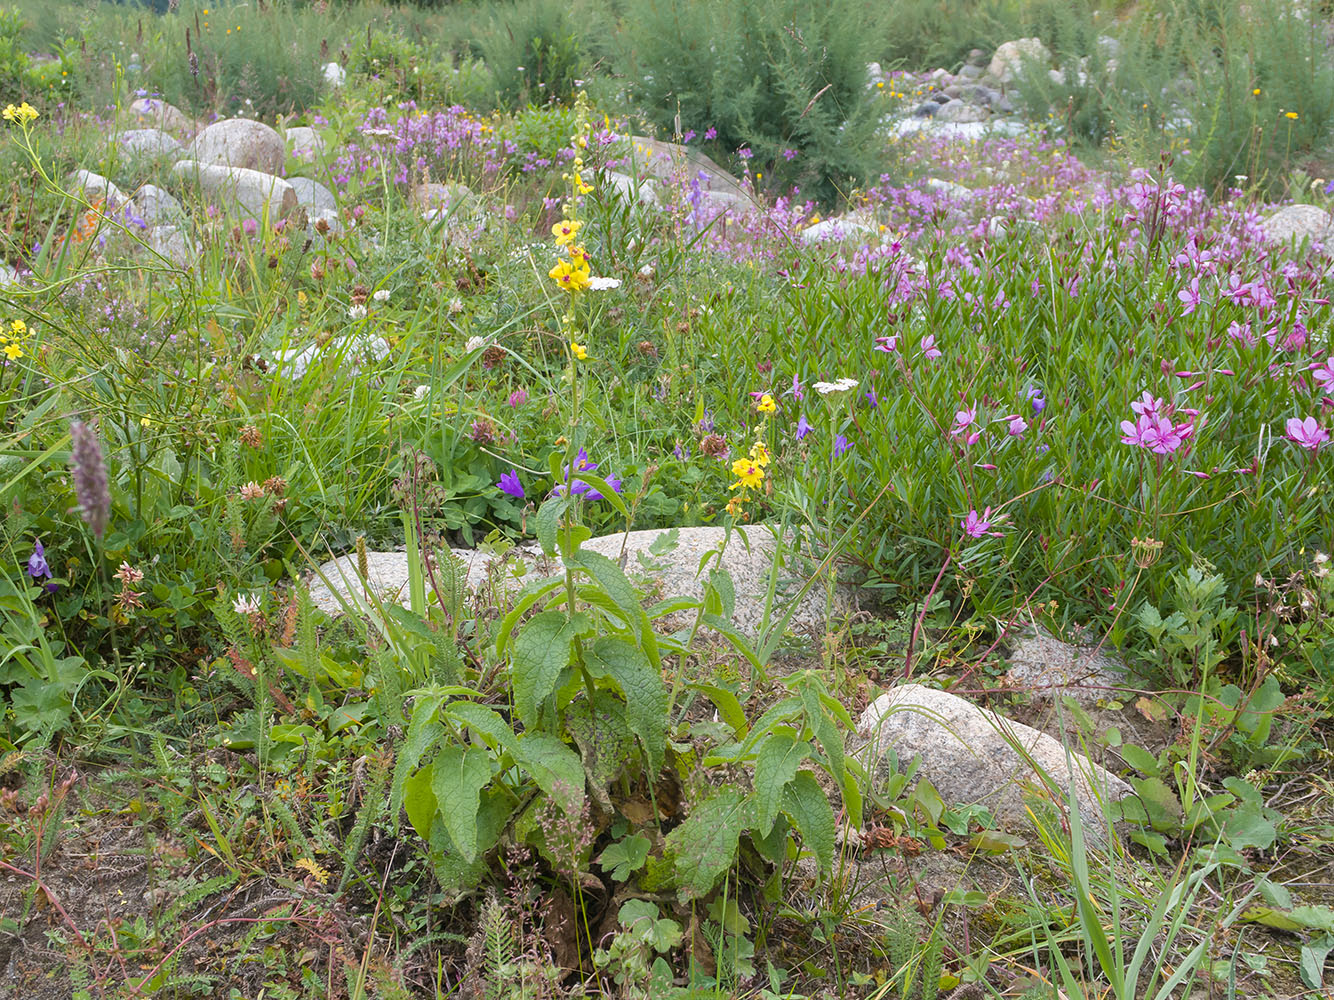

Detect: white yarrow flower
[347,304,367,320]
[372,289,391,302]
[588,276,622,291]
[812,377,860,396]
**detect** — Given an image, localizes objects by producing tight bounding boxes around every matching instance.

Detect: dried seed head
[70,420,110,540]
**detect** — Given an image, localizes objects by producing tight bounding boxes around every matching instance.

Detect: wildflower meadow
[0,0,1332,997]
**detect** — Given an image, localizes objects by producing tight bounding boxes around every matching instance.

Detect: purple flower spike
[795,414,813,440]
[497,470,525,499]
[834,434,852,457]
[28,539,52,581]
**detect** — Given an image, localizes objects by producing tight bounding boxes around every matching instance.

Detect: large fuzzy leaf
[512,732,585,816]
[431,746,493,863]
[666,786,749,900]
[782,769,836,876]
[752,728,809,836]
[587,636,668,775]
[512,610,574,728]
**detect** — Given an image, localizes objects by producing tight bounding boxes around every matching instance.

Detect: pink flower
[962,507,1005,539]
[1309,355,1334,391]
[919,334,942,360]
[1286,416,1329,451]
[1177,276,1200,315]
[1005,415,1028,437]
[874,334,898,354]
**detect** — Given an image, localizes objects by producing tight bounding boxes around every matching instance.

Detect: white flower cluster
[812,377,860,396]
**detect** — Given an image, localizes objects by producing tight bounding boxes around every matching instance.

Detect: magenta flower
[962,507,1005,539]
[788,373,804,401]
[1309,355,1334,391]
[919,334,942,360]
[508,389,528,407]
[952,406,976,435]
[497,469,524,499]
[1005,415,1028,437]
[874,335,898,354]
[1285,416,1329,451]
[1121,413,1189,455]
[782,148,798,161]
[704,126,717,140]
[1177,276,1200,315]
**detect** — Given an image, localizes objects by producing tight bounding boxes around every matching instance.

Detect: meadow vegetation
[0,0,1331,997]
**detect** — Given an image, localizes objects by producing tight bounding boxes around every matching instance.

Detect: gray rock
[800,218,877,244]
[911,102,939,119]
[967,48,988,66]
[925,178,972,200]
[605,171,661,208]
[0,263,18,287]
[285,125,326,163]
[287,176,337,212]
[117,128,183,160]
[1260,204,1331,245]
[858,684,1131,840]
[943,85,964,100]
[146,225,199,267]
[412,182,478,219]
[124,97,194,137]
[306,525,848,638]
[189,118,286,174]
[930,91,952,104]
[67,169,125,206]
[1005,627,1124,703]
[129,183,186,226]
[957,64,984,82]
[935,100,989,124]
[626,135,755,208]
[988,37,1052,84]
[170,160,297,220]
[322,62,346,88]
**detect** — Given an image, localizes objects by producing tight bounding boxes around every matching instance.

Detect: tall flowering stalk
[70,420,110,540]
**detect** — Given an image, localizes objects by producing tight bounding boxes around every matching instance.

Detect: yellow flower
[567,244,590,266]
[1252,88,1261,96]
[549,258,591,292]
[551,219,582,246]
[10,319,26,336]
[2,102,38,125]
[755,393,776,414]
[1285,111,1298,120]
[294,858,330,885]
[729,458,764,490]
[749,441,770,468]
[570,341,588,360]
[3,342,22,360]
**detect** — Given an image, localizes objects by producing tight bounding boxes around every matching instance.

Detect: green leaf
[512,732,585,816]
[1300,935,1334,991]
[690,683,748,738]
[666,786,749,900]
[446,701,518,752]
[534,496,569,557]
[401,763,437,841]
[752,729,809,836]
[1129,776,1183,831]
[570,549,662,669]
[431,746,493,863]
[10,679,73,737]
[512,610,574,728]
[494,574,565,656]
[389,697,445,832]
[1120,743,1162,776]
[781,769,835,876]
[588,637,668,775]
[597,833,651,882]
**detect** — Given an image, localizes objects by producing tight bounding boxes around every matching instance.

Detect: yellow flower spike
[549,259,590,292]
[570,341,588,360]
[749,441,770,467]
[2,102,38,125]
[551,219,582,246]
[756,394,776,414]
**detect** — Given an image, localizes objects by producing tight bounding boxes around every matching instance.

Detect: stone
[988,37,1052,85]
[306,525,849,638]
[857,685,1131,839]
[272,333,390,381]
[958,64,984,82]
[411,182,477,217]
[285,125,326,163]
[322,62,347,88]
[124,97,194,137]
[67,170,125,206]
[799,218,877,245]
[605,171,661,208]
[967,48,988,66]
[935,100,989,124]
[925,178,972,200]
[911,102,939,119]
[170,160,298,220]
[117,128,183,160]
[0,263,18,287]
[128,183,186,226]
[1260,204,1332,245]
[189,118,286,174]
[943,85,964,99]
[146,226,199,268]
[625,136,755,208]
[1005,627,1124,704]
[287,176,337,212]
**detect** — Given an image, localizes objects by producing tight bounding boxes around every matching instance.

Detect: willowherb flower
[962,506,1006,539]
[70,420,110,540]
[1285,416,1329,451]
[1025,385,1046,413]
[874,335,898,354]
[1309,355,1334,391]
[1005,415,1028,437]
[919,334,942,360]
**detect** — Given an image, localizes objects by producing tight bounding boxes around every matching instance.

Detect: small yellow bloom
[756,393,776,414]
[1252,88,1261,95]
[11,319,26,336]
[877,81,885,89]
[729,458,764,490]
[551,219,582,246]
[570,341,588,360]
[749,441,770,467]
[2,102,38,125]
[549,258,591,292]
[1285,111,1298,120]
[3,342,22,360]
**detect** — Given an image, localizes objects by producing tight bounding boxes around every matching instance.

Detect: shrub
[471,0,592,110]
[617,0,890,206]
